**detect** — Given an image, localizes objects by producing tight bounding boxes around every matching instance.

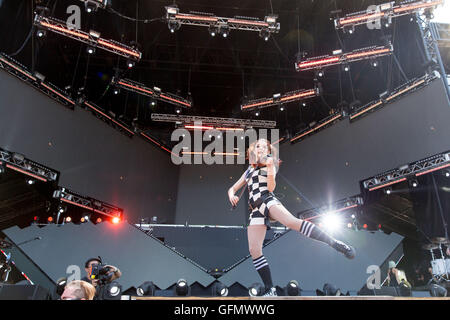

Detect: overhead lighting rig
[0,148,60,184]
[290,111,343,143]
[241,87,320,112]
[350,72,439,121]
[78,0,109,13]
[295,44,393,72]
[362,151,450,191]
[53,187,123,222]
[151,113,277,130]
[113,78,193,109]
[165,5,280,39]
[0,53,75,108]
[334,0,444,32]
[33,14,142,61]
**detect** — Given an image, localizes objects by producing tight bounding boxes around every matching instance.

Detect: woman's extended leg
[247,225,275,293]
[268,204,355,259]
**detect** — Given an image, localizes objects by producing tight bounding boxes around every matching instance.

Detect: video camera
[90,263,114,285]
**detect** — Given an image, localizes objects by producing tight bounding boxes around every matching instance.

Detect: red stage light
[363,224,368,229]
[96,218,102,223]
[34,216,39,221]
[47,216,53,222]
[112,217,120,224]
[65,217,72,222]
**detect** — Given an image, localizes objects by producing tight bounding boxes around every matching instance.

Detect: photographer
[82,257,122,289]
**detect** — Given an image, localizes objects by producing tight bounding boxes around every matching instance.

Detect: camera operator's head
[61,280,96,300]
[83,257,122,287]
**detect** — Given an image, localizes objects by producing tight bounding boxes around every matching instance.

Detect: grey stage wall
[0,70,179,223]
[3,223,216,290]
[219,229,404,291]
[175,164,248,225]
[278,78,450,214]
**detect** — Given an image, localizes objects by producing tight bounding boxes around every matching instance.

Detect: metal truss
[84,100,135,137]
[295,44,393,72]
[78,0,108,10]
[362,151,450,190]
[334,0,443,31]
[297,196,364,222]
[0,147,59,183]
[166,6,280,35]
[53,187,123,219]
[113,78,192,109]
[350,72,439,121]
[241,87,320,111]
[151,113,277,129]
[290,112,343,143]
[0,53,75,108]
[34,15,141,61]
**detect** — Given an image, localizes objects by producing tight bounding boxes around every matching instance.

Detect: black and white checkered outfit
[245,165,280,229]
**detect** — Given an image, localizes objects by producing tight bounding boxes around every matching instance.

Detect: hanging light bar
[295,44,393,72]
[290,112,343,143]
[34,14,141,61]
[334,0,443,31]
[151,113,276,129]
[140,132,180,158]
[113,78,192,109]
[241,87,320,111]
[165,5,280,38]
[84,101,135,136]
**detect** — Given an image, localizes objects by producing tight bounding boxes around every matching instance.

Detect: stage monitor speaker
[358,285,399,296]
[0,284,50,300]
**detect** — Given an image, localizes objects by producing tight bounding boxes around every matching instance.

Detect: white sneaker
[262,287,277,297]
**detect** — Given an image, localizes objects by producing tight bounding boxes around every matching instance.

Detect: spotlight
[347,223,353,228]
[126,60,135,69]
[371,60,378,68]
[343,65,350,72]
[58,206,66,214]
[302,102,307,107]
[136,281,156,297]
[65,216,72,223]
[208,25,218,37]
[36,29,46,38]
[384,187,392,195]
[86,46,95,54]
[285,280,301,296]
[96,217,102,223]
[113,88,120,95]
[55,277,67,296]
[280,106,284,111]
[100,281,122,300]
[316,70,324,78]
[47,216,53,223]
[317,283,341,296]
[409,179,419,188]
[321,213,341,232]
[112,217,120,224]
[443,169,450,178]
[175,108,181,114]
[150,99,157,107]
[248,283,264,296]
[259,29,270,41]
[175,279,189,296]
[212,282,229,297]
[84,2,97,13]
[220,25,230,38]
[26,179,35,185]
[168,20,181,33]
[255,111,260,117]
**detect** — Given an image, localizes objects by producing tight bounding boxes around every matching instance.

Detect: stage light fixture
[26,179,35,185]
[384,187,392,195]
[175,279,189,296]
[444,170,450,178]
[127,60,135,69]
[101,282,122,300]
[113,88,120,95]
[212,282,229,297]
[322,213,341,232]
[136,281,156,296]
[220,25,230,38]
[255,111,260,117]
[96,217,102,223]
[285,280,301,296]
[279,106,284,111]
[86,46,95,55]
[259,29,270,41]
[168,20,181,33]
[302,102,307,107]
[175,107,181,114]
[47,216,53,222]
[248,283,264,296]
[409,179,419,188]
[322,283,341,296]
[317,70,324,78]
[36,29,46,38]
[371,60,378,67]
[65,216,72,223]
[343,64,350,72]
[208,25,218,37]
[112,217,120,224]
[84,2,97,13]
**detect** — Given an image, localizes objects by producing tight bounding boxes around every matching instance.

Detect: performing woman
[228,139,355,296]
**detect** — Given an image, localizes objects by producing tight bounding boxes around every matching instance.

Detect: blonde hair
[247,139,280,168]
[65,280,96,300]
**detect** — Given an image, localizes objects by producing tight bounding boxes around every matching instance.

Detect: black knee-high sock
[253,255,273,290]
[299,220,336,246]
